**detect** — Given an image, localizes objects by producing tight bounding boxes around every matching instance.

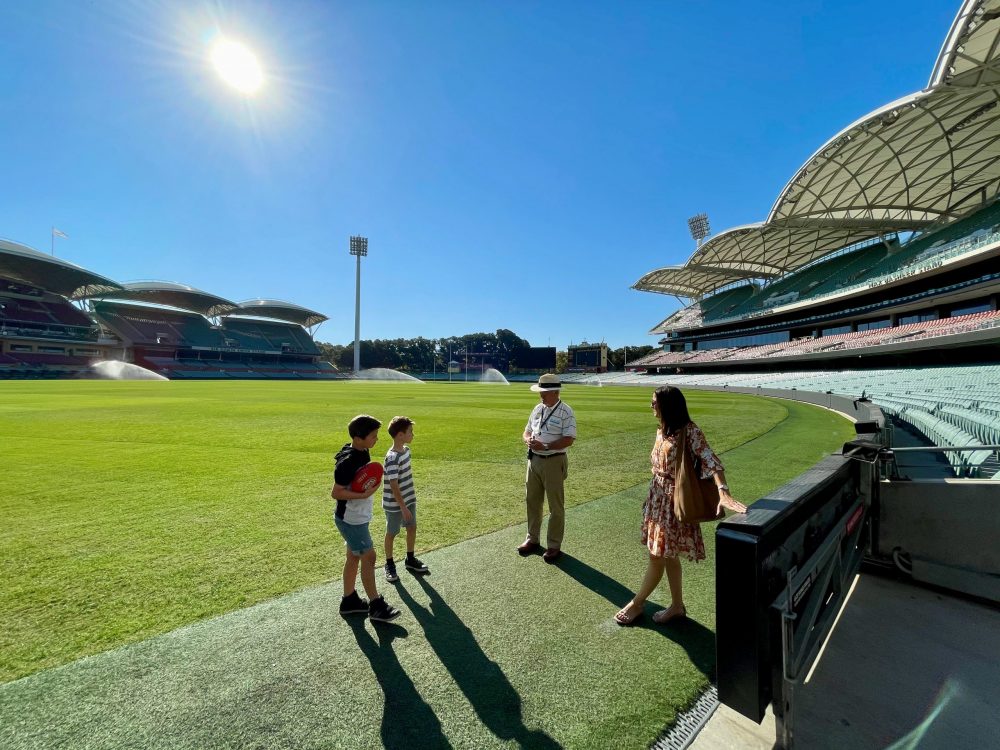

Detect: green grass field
[1,380,854,748]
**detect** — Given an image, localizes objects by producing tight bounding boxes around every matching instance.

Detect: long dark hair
[653,385,691,435]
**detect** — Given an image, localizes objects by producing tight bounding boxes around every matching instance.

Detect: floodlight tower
[687,213,711,248]
[349,235,368,373]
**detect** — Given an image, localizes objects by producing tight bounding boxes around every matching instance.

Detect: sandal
[652,605,687,625]
[614,602,643,626]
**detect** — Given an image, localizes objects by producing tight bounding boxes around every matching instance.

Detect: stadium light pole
[349,236,368,373]
[687,213,711,248]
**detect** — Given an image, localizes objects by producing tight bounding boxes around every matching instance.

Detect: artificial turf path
[1,382,852,749]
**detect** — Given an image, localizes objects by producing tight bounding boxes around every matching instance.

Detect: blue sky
[0,1,957,349]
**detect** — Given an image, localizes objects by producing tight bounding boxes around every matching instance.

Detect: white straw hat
[530,373,562,392]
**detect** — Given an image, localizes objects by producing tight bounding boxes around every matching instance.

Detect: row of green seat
[700,284,758,322]
[584,365,1000,478]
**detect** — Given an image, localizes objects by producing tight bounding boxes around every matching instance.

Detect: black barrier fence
[715,441,879,749]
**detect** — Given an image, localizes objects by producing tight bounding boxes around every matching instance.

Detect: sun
[210,38,263,95]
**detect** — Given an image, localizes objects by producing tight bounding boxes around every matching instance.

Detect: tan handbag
[673,425,724,524]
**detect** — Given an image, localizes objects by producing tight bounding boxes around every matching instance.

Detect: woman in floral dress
[615,386,746,626]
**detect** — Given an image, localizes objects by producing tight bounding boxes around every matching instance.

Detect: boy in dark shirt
[331,414,400,622]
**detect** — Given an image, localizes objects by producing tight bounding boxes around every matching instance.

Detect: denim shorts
[385,504,417,536]
[334,518,373,557]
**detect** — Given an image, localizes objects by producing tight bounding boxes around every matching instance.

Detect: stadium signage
[869,259,943,288]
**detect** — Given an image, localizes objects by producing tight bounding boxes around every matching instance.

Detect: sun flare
[210,38,263,95]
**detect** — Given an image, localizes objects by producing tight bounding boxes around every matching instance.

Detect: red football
[350,462,384,492]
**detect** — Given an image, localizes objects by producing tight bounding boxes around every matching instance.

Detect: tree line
[316,329,654,373]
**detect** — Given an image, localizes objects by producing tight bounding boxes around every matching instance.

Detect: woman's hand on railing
[718,490,747,514]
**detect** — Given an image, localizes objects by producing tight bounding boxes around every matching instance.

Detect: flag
[52,227,68,238]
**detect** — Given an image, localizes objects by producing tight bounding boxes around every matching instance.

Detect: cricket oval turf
[1,381,852,748]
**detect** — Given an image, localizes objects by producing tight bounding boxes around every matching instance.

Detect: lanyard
[537,400,562,432]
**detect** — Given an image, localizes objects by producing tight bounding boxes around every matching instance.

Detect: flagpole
[51,227,68,256]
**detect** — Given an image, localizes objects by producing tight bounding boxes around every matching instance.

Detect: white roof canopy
[930,0,1000,88]
[0,239,123,298]
[769,87,1000,227]
[227,299,328,327]
[89,280,239,317]
[632,262,761,297]
[635,0,1000,300]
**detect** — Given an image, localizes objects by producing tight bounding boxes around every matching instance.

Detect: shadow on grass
[397,576,561,750]
[345,617,450,750]
[555,554,716,680]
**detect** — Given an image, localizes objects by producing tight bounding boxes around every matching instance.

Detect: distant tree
[316,341,350,369]
[316,341,338,362]
[494,328,531,370]
[555,351,568,373]
[408,337,436,371]
[316,329,535,372]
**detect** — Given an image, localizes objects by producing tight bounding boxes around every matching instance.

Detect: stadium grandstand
[0,241,341,380]
[620,0,1000,478]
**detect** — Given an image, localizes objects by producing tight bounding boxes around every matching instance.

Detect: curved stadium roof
[684,223,889,278]
[0,245,328,325]
[633,260,769,299]
[634,0,1000,299]
[0,239,123,298]
[931,0,1000,89]
[227,299,328,327]
[85,281,240,317]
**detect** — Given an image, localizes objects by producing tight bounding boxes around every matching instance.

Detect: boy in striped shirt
[382,416,429,582]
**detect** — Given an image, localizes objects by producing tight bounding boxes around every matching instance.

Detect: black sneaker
[405,556,429,574]
[339,590,369,615]
[384,559,399,583]
[368,595,401,623]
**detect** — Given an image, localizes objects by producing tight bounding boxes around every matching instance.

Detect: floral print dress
[641,421,724,561]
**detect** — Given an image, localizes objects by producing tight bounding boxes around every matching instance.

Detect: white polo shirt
[526,399,577,455]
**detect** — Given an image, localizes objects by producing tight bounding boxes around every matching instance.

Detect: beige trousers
[525,453,568,548]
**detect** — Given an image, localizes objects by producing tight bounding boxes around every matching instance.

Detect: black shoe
[385,560,399,583]
[369,595,401,623]
[339,590,369,615]
[517,540,540,556]
[405,556,429,574]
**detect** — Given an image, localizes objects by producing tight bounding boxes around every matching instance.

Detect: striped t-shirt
[382,446,417,511]
[525,400,577,456]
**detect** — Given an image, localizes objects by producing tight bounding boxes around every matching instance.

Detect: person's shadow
[345,617,451,750]
[397,577,561,749]
[556,553,716,680]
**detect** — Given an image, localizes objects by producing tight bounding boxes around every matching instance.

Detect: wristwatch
[718,484,729,492]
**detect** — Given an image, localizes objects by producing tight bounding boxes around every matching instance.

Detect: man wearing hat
[519,373,577,562]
